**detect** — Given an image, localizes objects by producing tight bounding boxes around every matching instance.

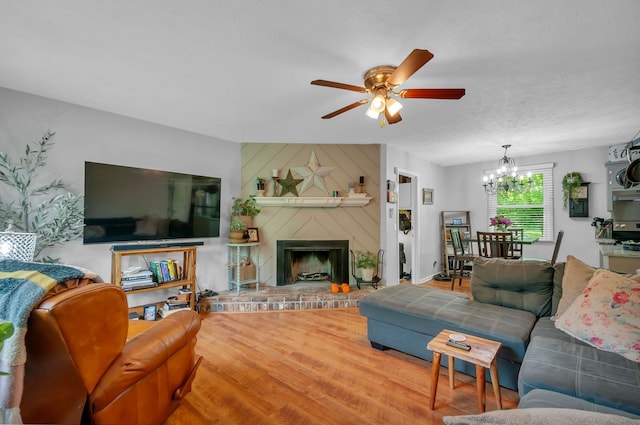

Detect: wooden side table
[427,329,502,413]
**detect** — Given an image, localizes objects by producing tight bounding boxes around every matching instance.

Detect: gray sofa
[358,257,640,418]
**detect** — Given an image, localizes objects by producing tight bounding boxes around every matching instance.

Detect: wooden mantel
[254,196,371,208]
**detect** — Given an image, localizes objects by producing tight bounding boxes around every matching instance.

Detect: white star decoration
[292,151,335,195]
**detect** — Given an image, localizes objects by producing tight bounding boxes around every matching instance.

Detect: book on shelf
[149,259,182,283]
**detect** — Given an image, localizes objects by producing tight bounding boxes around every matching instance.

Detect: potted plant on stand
[231,196,261,228]
[229,217,247,243]
[356,250,378,282]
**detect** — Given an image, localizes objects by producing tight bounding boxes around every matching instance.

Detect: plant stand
[350,249,384,289]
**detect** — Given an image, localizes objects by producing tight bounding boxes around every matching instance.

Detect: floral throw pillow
[555,269,640,362]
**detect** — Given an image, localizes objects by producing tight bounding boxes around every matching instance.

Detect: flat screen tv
[83,161,221,244]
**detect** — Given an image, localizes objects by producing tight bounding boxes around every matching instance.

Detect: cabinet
[111,245,198,311]
[569,183,590,218]
[227,242,260,294]
[441,211,472,276]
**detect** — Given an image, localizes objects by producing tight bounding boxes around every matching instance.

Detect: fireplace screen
[276,240,349,285]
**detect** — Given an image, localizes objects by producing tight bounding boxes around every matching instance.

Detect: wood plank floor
[165,278,518,424]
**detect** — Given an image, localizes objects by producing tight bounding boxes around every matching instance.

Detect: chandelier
[482,145,532,195]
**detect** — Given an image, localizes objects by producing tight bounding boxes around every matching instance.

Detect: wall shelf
[254,196,371,208]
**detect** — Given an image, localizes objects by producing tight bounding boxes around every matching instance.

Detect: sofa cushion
[555,269,640,362]
[519,389,640,419]
[519,330,640,416]
[443,407,638,425]
[359,285,537,364]
[471,257,554,317]
[556,255,596,317]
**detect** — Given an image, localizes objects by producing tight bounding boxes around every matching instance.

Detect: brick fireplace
[276,240,349,285]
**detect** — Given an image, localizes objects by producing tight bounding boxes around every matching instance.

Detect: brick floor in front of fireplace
[198,282,379,313]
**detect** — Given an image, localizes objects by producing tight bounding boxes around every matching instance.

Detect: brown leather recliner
[20,283,202,425]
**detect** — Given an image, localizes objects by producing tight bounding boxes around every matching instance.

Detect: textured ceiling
[1,0,639,166]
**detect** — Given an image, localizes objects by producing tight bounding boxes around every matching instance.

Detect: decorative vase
[495,224,508,232]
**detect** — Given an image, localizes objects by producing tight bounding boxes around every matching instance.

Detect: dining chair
[550,230,565,265]
[449,228,477,290]
[477,231,514,259]
[509,228,524,259]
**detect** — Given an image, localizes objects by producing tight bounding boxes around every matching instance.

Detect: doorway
[397,171,418,284]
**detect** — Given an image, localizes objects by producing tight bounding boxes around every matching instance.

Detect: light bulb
[371,94,385,113]
[386,97,403,116]
[366,106,380,119]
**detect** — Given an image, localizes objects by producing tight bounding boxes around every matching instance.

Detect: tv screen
[83,161,221,244]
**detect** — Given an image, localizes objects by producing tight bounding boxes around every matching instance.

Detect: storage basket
[229,257,256,281]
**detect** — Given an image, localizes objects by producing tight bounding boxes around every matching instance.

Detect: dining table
[461,234,540,256]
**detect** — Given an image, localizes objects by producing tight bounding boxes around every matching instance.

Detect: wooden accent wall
[241,143,381,286]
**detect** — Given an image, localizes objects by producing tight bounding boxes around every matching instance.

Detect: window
[486,163,554,242]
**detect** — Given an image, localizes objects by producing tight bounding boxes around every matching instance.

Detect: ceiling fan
[311,49,465,125]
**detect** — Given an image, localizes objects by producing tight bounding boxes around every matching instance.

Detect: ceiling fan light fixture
[365,105,380,119]
[386,97,403,116]
[370,91,386,113]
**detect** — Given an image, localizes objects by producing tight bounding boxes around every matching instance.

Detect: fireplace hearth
[277,240,349,285]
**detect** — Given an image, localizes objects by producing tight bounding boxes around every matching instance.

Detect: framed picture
[143,304,157,321]
[452,218,463,225]
[247,227,260,242]
[422,188,434,205]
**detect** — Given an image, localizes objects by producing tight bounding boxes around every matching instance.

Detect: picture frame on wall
[247,227,260,243]
[422,188,434,205]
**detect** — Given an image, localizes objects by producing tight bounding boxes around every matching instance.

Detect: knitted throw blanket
[0,260,103,423]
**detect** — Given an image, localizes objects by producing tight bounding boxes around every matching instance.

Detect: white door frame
[395,168,419,283]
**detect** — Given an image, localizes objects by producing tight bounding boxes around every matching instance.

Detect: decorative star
[278,169,304,197]
[291,150,335,194]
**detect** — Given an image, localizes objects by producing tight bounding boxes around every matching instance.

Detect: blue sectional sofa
[359,257,640,419]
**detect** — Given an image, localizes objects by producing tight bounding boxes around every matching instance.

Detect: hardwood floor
[165,278,518,424]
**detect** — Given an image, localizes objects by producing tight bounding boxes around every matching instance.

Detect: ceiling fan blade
[385,107,402,124]
[311,79,367,93]
[387,49,434,87]
[321,99,368,119]
[398,88,466,99]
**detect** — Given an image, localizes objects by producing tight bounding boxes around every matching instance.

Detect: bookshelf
[111,245,198,312]
[441,211,472,276]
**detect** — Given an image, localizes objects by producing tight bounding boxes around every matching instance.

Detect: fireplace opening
[277,240,349,285]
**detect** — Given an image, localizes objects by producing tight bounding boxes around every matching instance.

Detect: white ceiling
[1,1,639,166]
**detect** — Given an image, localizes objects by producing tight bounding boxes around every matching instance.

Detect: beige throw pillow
[555,269,640,362]
[555,255,596,318]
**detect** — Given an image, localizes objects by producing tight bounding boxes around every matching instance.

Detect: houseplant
[355,250,378,281]
[232,196,261,227]
[562,172,584,209]
[229,217,247,243]
[489,215,511,232]
[0,131,84,261]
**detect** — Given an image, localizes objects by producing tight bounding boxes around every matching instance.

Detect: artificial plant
[231,196,261,217]
[562,172,584,209]
[355,250,378,269]
[0,131,84,261]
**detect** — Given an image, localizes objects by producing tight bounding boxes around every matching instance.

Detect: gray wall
[0,87,239,300]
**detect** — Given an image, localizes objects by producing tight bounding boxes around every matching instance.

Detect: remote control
[446,340,471,351]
